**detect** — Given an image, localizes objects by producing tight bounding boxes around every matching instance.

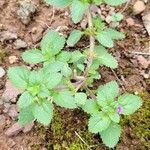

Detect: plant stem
[84,7,95,77]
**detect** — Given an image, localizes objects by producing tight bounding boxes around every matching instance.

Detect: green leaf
[105,28,125,40]
[109,112,120,123]
[71,0,88,24]
[88,112,111,133]
[93,17,105,32]
[45,73,62,89]
[70,51,84,63]
[75,92,87,105]
[96,31,114,48]
[95,46,118,69]
[110,13,124,22]
[104,0,127,6]
[40,31,65,58]
[67,30,82,47]
[82,99,99,115]
[97,81,119,107]
[18,91,34,109]
[45,0,72,8]
[33,99,53,125]
[100,123,121,148]
[57,51,71,62]
[18,105,35,126]
[8,66,30,89]
[29,70,44,85]
[118,94,142,115]
[53,91,77,109]
[22,49,45,64]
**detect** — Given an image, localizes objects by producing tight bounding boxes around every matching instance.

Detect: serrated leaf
[105,28,125,40]
[71,0,88,24]
[110,13,124,22]
[88,112,111,133]
[22,49,45,64]
[53,91,77,109]
[18,91,34,109]
[109,112,120,123]
[95,46,118,68]
[96,31,114,48]
[118,94,142,115]
[104,0,127,6]
[75,92,87,105]
[67,30,82,46]
[8,66,30,89]
[81,99,99,115]
[33,99,53,125]
[57,51,71,62]
[18,105,35,126]
[45,0,72,8]
[97,81,119,107]
[70,51,84,63]
[100,123,121,148]
[45,73,62,89]
[40,31,65,58]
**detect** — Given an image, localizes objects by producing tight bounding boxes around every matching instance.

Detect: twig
[75,7,95,91]
[129,51,150,56]
[121,0,131,13]
[111,69,126,92]
[75,131,92,150]
[85,86,96,99]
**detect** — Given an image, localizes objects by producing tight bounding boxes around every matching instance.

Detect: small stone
[9,56,18,64]
[133,1,146,15]
[8,105,18,120]
[0,31,17,42]
[143,13,150,37]
[5,122,23,137]
[23,122,34,133]
[4,103,11,109]
[136,55,150,69]
[17,1,37,25]
[2,80,22,103]
[0,67,5,78]
[14,39,27,49]
[126,18,135,26]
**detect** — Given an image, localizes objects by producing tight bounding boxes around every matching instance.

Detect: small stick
[75,131,92,150]
[111,69,126,92]
[121,0,131,13]
[129,51,150,56]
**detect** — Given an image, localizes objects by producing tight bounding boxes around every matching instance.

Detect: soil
[0,0,150,150]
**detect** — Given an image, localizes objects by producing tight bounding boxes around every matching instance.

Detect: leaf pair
[96,28,125,48]
[22,31,65,64]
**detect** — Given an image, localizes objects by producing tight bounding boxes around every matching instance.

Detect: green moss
[122,91,150,149]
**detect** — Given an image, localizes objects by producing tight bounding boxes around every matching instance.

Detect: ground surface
[0,0,150,150]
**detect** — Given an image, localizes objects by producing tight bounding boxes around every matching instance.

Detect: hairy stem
[84,7,95,76]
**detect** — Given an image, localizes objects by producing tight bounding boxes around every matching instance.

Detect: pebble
[133,1,146,15]
[14,39,27,49]
[126,18,135,26]
[9,55,18,64]
[0,67,5,78]
[23,122,34,133]
[17,1,37,25]
[8,105,18,120]
[5,122,23,137]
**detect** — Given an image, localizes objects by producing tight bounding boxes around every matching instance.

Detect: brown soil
[0,0,149,150]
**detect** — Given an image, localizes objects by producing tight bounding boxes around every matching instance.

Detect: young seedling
[7,0,142,148]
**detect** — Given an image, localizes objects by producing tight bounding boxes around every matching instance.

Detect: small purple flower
[117,106,123,114]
